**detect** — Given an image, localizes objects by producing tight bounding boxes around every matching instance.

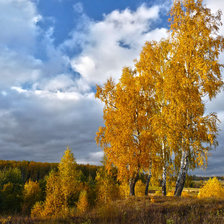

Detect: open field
[1,196,224,224]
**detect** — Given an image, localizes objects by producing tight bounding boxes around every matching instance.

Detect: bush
[198,177,224,199]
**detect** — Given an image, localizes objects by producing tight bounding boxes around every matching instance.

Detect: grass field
[2,195,224,224]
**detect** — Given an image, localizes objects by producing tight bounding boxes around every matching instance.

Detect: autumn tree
[136,39,173,196]
[168,0,224,196]
[33,147,82,217]
[96,0,223,198]
[76,190,89,214]
[38,170,64,217]
[59,147,81,212]
[96,68,155,196]
[22,180,42,214]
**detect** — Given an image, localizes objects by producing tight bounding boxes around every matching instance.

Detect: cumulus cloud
[69,4,168,85]
[0,48,42,89]
[0,0,43,89]
[0,0,41,53]
[0,0,71,91]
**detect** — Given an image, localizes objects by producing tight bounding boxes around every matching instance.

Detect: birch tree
[96,68,156,196]
[168,0,224,196]
[136,39,173,196]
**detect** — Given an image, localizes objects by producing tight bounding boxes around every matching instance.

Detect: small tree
[22,180,42,214]
[40,170,64,217]
[76,190,88,214]
[35,147,82,217]
[59,147,81,211]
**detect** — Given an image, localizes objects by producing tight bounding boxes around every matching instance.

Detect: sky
[0,0,223,176]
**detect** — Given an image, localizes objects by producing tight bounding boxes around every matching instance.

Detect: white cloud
[0,0,40,53]
[0,0,44,89]
[70,4,168,85]
[0,0,71,91]
[0,47,42,89]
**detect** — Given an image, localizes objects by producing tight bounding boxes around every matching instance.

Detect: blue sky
[0,0,223,176]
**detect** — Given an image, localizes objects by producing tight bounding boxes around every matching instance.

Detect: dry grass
[2,196,224,223]
[85,196,224,224]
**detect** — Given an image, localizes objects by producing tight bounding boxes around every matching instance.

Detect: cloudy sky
[0,0,223,176]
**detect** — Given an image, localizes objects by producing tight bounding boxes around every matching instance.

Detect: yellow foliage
[77,190,88,214]
[41,171,65,217]
[135,180,145,197]
[167,191,174,197]
[34,148,82,218]
[59,147,80,207]
[119,180,145,198]
[154,190,162,196]
[150,176,160,188]
[119,183,129,199]
[96,168,120,204]
[23,180,42,214]
[181,191,190,198]
[0,217,12,224]
[96,0,224,199]
[198,177,224,199]
[95,68,156,185]
[31,202,44,218]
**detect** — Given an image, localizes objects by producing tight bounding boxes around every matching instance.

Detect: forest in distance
[1,0,224,223]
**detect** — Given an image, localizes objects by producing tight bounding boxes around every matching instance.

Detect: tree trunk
[161,140,167,196]
[174,150,189,196]
[145,170,151,196]
[129,173,139,196]
[162,165,167,196]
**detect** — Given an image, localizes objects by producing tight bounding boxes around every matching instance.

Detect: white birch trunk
[145,170,152,196]
[129,172,139,196]
[174,149,189,196]
[161,141,167,196]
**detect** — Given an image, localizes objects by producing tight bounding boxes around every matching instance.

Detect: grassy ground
[2,196,224,224]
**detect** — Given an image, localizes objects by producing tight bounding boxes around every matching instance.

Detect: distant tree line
[0,160,98,183]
